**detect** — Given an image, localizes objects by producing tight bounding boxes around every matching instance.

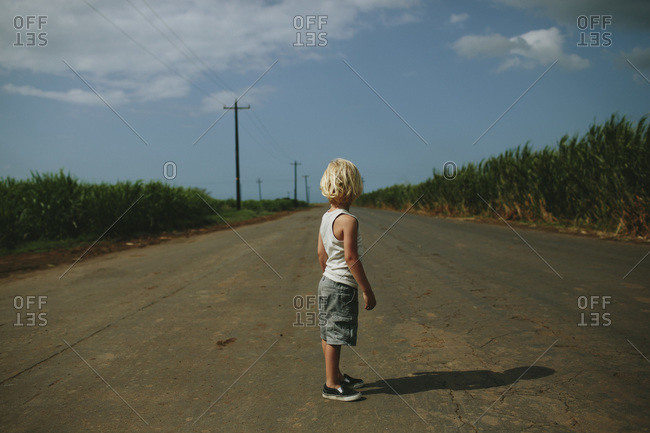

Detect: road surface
[1,206,649,432]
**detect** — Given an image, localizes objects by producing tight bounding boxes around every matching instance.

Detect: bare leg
[322,339,345,384]
[323,340,342,388]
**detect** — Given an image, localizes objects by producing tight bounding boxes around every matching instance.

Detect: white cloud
[3,83,127,106]
[134,75,191,102]
[380,11,420,26]
[449,13,469,24]
[1,0,418,106]
[453,27,589,71]
[453,34,518,58]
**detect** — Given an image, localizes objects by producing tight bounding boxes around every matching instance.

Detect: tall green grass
[0,172,306,250]
[356,115,649,237]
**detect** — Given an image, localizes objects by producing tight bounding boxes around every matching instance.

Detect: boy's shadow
[361,366,555,395]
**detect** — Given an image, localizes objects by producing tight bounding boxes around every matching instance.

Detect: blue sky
[2,0,649,202]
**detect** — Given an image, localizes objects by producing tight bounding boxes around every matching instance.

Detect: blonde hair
[320,158,363,206]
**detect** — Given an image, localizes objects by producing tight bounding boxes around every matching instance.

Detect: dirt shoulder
[0,206,314,280]
[364,205,649,244]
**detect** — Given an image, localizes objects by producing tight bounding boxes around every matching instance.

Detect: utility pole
[224,99,250,210]
[256,178,262,201]
[302,175,310,204]
[291,161,301,206]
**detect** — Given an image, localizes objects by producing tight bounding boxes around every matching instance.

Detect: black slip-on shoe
[342,374,364,389]
[322,384,362,401]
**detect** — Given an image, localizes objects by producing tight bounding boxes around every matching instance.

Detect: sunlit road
[1,206,648,432]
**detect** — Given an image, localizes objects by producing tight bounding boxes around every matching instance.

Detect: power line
[125,0,226,100]
[83,0,292,203]
[246,112,289,161]
[249,109,293,161]
[82,0,292,167]
[240,123,285,162]
[128,0,286,160]
[80,0,223,105]
[137,0,234,93]
[241,118,287,162]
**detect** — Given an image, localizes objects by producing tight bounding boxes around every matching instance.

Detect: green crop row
[356,114,649,238]
[0,172,306,250]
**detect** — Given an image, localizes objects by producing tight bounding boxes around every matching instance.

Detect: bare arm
[338,215,376,310]
[317,232,328,273]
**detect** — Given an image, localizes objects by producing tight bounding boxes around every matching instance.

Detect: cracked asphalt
[1,205,649,432]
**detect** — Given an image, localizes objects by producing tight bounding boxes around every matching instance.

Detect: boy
[317,158,376,402]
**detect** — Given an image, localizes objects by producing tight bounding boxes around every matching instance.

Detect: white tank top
[320,208,364,288]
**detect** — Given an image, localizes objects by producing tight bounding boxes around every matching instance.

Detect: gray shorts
[318,275,358,346]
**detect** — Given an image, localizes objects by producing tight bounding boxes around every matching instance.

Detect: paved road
[1,206,649,432]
